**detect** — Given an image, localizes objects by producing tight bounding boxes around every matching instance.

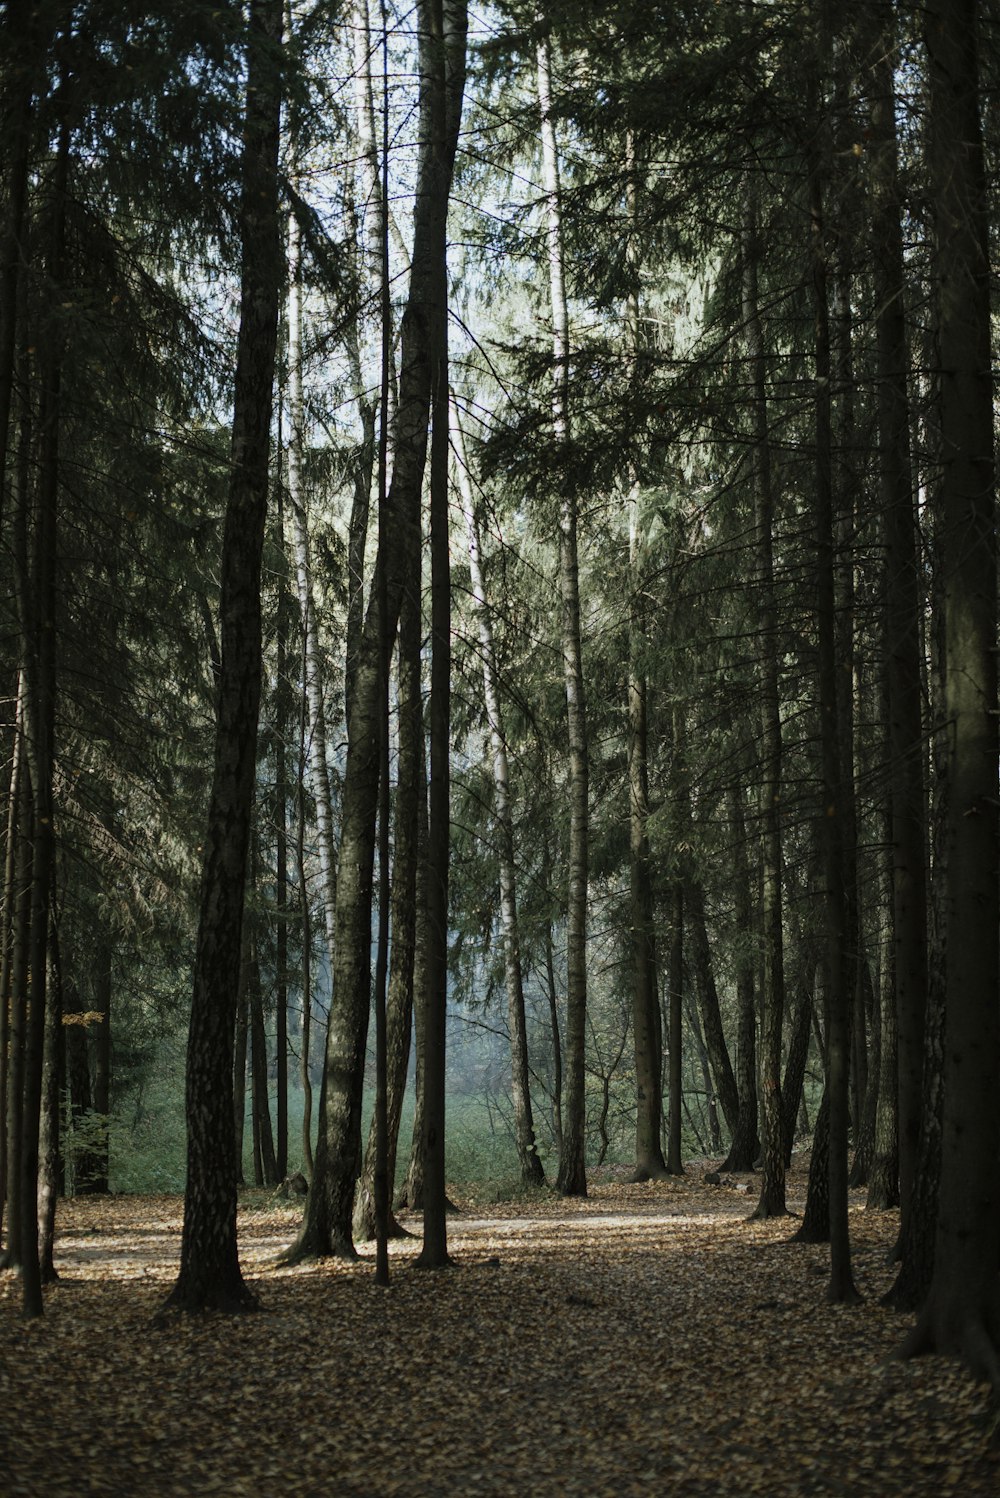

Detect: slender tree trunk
[866,891,899,1210]
[295,694,314,1181]
[537,30,588,1199]
[161,0,283,1315]
[542,833,563,1158]
[849,957,878,1188]
[665,883,684,1174]
[0,3,48,537]
[0,679,27,1243]
[286,211,339,984]
[865,0,928,1256]
[722,781,759,1172]
[899,0,1000,1381]
[628,514,668,1182]
[807,61,859,1303]
[15,125,67,1318]
[781,958,816,1166]
[233,925,250,1187]
[371,45,394,1288]
[402,784,429,1214]
[453,404,544,1187]
[2,260,34,1261]
[416,0,468,1270]
[744,185,787,1222]
[89,935,111,1194]
[1,747,31,1268]
[274,498,289,1183]
[884,907,943,1306]
[686,994,722,1156]
[621,137,667,1184]
[249,939,277,1186]
[37,917,61,1284]
[793,1089,830,1244]
[355,573,421,1240]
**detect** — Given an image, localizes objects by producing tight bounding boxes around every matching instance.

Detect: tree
[161,0,284,1315]
[899,0,1000,1384]
[536,26,588,1199]
[863,0,928,1249]
[742,182,788,1223]
[453,399,545,1187]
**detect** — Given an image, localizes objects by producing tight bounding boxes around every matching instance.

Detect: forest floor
[1,1156,999,1497]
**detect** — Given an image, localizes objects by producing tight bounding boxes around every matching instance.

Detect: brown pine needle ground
[2,1160,998,1496]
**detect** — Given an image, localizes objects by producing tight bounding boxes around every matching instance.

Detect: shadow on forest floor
[1,1158,998,1496]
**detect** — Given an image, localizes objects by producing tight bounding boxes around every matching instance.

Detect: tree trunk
[867,883,899,1211]
[161,0,283,1316]
[402,808,429,1214]
[537,30,588,1199]
[622,142,667,1184]
[781,958,815,1166]
[233,926,250,1188]
[792,1089,830,1245]
[86,936,111,1193]
[294,636,314,1182]
[0,679,27,1245]
[899,0,1000,1382]
[805,31,859,1301]
[274,498,289,1183]
[542,834,563,1158]
[849,957,878,1188]
[63,974,100,1193]
[249,938,277,1187]
[286,211,339,992]
[865,0,928,1256]
[665,883,684,1174]
[454,404,544,1187]
[37,919,61,1285]
[355,575,421,1240]
[415,0,467,1270]
[0,3,49,537]
[15,124,67,1318]
[744,184,787,1222]
[721,782,759,1173]
[685,879,739,1140]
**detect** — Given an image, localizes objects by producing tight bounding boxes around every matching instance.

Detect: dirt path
[1,1170,998,1496]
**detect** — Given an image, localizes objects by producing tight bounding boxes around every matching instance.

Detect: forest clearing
[2,1161,999,1498]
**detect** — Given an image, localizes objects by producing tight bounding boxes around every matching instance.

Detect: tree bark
[453,404,544,1187]
[248,936,278,1187]
[865,0,928,1253]
[808,125,859,1304]
[14,123,67,1317]
[0,678,27,1246]
[743,184,787,1222]
[665,883,684,1174]
[161,0,283,1315]
[899,0,1000,1382]
[355,574,421,1241]
[37,917,61,1284]
[721,782,759,1173]
[537,29,588,1199]
[415,0,468,1270]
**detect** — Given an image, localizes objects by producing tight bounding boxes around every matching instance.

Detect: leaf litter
[1,1158,998,1496]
